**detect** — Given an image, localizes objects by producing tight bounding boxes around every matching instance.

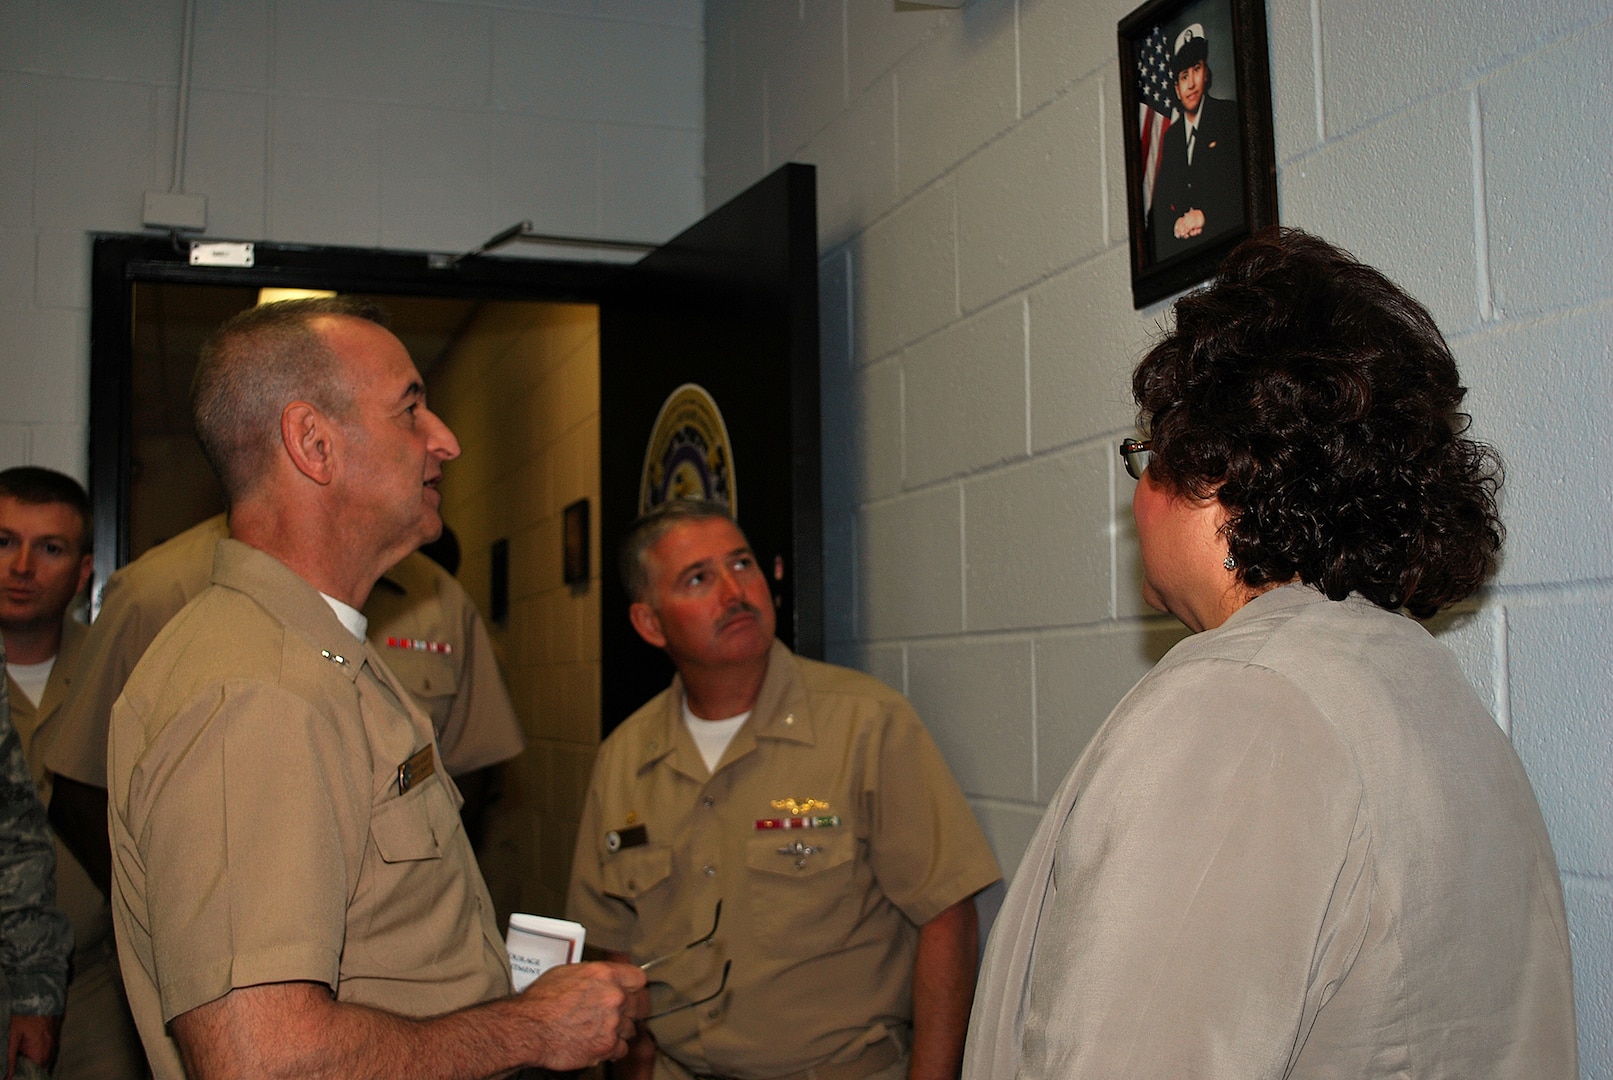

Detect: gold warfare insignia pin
[771,797,830,816]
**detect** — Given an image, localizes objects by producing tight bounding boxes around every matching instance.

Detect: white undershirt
[6,656,54,708]
[321,593,368,642]
[682,696,750,773]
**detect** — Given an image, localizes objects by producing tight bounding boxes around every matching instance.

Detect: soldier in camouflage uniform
[0,641,73,1078]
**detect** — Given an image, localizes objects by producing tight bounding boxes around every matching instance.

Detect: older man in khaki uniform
[568,500,999,1080]
[0,467,145,1078]
[48,514,523,840]
[107,297,642,1079]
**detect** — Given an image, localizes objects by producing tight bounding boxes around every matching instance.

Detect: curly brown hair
[1131,228,1502,619]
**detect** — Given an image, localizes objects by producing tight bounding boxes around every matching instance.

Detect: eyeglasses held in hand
[645,958,732,1021]
[1119,438,1153,481]
[640,899,722,972]
[639,900,730,1021]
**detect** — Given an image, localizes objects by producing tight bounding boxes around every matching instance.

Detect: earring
[1223,553,1237,571]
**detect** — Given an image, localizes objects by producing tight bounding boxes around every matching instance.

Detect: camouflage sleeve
[0,654,72,1017]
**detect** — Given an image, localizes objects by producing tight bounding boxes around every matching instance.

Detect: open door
[88,234,617,597]
[600,163,822,732]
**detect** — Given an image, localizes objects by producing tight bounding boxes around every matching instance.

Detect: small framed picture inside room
[1118,0,1278,307]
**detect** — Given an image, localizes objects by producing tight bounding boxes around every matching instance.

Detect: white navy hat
[1172,23,1208,73]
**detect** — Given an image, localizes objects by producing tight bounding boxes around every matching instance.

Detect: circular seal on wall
[639,383,737,517]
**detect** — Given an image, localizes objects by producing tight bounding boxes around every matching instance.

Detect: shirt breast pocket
[601,844,678,950]
[370,782,450,863]
[380,650,458,730]
[349,778,475,974]
[745,830,859,956]
[602,844,674,902]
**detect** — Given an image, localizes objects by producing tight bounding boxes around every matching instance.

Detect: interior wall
[428,301,602,922]
[704,0,1613,1070]
[0,0,703,480]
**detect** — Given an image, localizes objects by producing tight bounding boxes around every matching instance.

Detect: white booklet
[505,913,587,992]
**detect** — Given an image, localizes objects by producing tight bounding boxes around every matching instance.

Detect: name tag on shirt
[397,745,436,795]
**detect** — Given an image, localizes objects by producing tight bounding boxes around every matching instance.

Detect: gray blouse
[964,584,1577,1079]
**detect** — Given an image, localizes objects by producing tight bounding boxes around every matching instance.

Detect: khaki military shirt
[46,516,224,790]
[9,619,113,962]
[8,619,145,1079]
[49,515,520,788]
[0,639,72,1020]
[109,541,509,1080]
[8,617,86,798]
[10,622,112,967]
[568,640,1000,1079]
[363,552,525,774]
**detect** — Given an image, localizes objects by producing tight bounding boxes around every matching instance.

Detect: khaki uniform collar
[210,539,366,685]
[5,615,88,725]
[633,638,814,780]
[31,615,87,720]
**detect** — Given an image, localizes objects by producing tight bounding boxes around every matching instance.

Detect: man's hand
[7,1013,61,1079]
[171,964,646,1080]
[509,961,648,1071]
[605,950,658,1080]
[1173,208,1206,239]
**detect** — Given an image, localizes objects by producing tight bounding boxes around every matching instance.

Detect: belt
[694,1037,904,1080]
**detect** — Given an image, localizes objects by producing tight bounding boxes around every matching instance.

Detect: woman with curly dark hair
[965,229,1577,1079]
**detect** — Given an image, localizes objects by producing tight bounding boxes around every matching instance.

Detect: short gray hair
[619,499,743,602]
[192,297,389,503]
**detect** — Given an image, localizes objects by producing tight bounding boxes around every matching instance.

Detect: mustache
[716,601,762,629]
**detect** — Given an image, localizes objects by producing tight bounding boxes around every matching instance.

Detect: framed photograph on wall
[1118,0,1277,308]
[562,498,590,586]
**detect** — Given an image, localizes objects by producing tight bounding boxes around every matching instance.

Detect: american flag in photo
[1135,24,1178,215]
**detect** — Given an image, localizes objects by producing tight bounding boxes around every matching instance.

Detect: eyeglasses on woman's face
[1119,438,1153,481]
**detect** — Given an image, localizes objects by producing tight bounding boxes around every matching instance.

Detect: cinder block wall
[705,0,1613,1070]
[428,301,602,922]
[0,0,702,478]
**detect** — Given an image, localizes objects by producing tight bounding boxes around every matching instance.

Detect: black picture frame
[490,537,510,625]
[563,498,590,586]
[1118,0,1277,308]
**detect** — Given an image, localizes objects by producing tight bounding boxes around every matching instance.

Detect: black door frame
[91,167,825,725]
[89,233,616,595]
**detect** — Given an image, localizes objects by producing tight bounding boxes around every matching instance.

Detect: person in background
[0,467,144,1077]
[106,297,641,1079]
[570,499,1000,1080]
[0,636,72,1080]
[965,228,1576,1078]
[362,527,520,851]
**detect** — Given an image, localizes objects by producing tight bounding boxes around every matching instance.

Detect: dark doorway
[123,282,499,562]
[90,236,615,594]
[599,163,822,731]
[89,162,823,738]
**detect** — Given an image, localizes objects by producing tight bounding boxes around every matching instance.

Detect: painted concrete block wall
[705,0,1613,1070]
[0,0,703,482]
[428,301,601,923]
